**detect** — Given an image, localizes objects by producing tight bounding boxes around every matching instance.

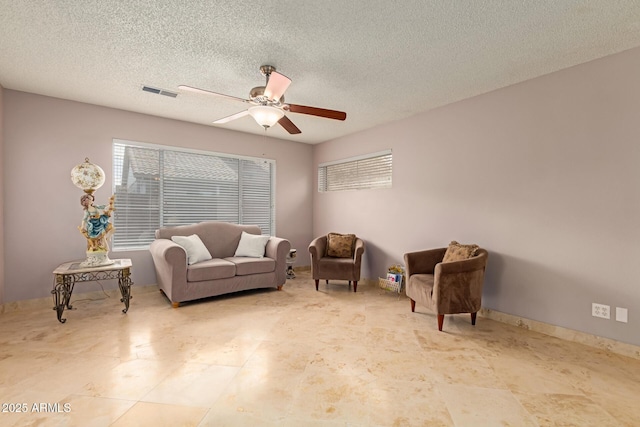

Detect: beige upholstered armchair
[308,233,365,292]
[404,242,488,331]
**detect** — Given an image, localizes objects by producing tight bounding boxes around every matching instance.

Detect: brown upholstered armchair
[308,233,365,292]
[404,243,488,331]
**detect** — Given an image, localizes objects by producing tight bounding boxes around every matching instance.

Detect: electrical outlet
[616,307,628,323]
[592,303,610,319]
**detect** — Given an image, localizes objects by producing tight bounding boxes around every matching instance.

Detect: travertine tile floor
[1,270,639,426]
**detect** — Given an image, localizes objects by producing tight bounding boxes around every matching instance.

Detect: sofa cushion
[442,241,479,263]
[171,234,212,265]
[234,231,270,258]
[225,257,275,276]
[326,233,356,258]
[186,258,236,282]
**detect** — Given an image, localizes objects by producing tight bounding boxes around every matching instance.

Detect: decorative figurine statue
[71,158,116,267]
[79,193,115,253]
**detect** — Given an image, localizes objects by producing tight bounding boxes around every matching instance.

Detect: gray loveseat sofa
[149,221,291,307]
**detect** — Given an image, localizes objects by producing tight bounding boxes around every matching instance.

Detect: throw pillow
[171,234,212,265]
[234,231,270,258]
[326,232,356,258]
[442,241,479,263]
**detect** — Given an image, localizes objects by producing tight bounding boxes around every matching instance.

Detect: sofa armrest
[265,237,291,286]
[352,238,365,280]
[404,247,447,278]
[353,238,365,260]
[433,250,488,312]
[308,236,327,280]
[308,236,327,260]
[435,250,488,275]
[149,239,188,302]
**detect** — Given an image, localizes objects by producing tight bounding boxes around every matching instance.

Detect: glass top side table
[52,258,133,323]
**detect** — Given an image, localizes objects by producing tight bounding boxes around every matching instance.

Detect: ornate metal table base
[52,259,133,323]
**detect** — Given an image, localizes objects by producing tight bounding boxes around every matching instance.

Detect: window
[112,140,275,250]
[318,150,392,192]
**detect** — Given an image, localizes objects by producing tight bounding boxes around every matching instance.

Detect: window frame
[112,139,276,251]
[318,150,393,192]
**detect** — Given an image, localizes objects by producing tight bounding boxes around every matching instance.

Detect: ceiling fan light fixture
[248,105,284,129]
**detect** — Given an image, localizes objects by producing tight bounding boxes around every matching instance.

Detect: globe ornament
[71,158,105,194]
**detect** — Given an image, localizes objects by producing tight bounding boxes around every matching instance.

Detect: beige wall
[313,47,640,346]
[0,84,4,304]
[3,91,313,302]
[3,48,639,347]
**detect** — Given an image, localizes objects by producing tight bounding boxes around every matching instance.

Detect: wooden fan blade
[178,85,248,103]
[285,104,346,121]
[213,110,250,124]
[264,72,291,102]
[278,115,301,134]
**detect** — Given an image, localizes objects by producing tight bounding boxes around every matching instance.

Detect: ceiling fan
[178,65,346,135]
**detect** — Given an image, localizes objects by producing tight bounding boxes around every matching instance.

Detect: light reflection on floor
[0,270,639,426]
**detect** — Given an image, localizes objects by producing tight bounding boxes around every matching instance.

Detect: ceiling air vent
[142,85,178,98]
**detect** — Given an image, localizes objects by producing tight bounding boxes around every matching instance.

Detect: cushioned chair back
[155,221,262,258]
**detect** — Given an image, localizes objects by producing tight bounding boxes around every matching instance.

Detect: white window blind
[112,140,275,250]
[318,150,392,192]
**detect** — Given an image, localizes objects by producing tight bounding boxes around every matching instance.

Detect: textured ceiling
[1,1,640,144]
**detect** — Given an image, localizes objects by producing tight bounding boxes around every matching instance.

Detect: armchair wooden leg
[172,302,180,308]
[326,280,329,284]
[410,298,415,312]
[471,312,477,326]
[437,314,444,331]
[353,281,357,292]
[315,279,319,291]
